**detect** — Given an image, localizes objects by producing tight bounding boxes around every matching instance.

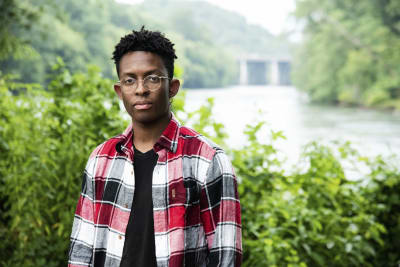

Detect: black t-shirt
[120,147,158,267]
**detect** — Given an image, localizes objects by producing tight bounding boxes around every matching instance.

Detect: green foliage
[0,61,125,266]
[0,0,290,89]
[362,155,400,266]
[292,0,400,110]
[1,66,399,266]
[139,0,291,57]
[0,0,44,59]
[235,127,399,266]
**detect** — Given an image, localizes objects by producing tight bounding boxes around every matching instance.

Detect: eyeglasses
[117,74,170,92]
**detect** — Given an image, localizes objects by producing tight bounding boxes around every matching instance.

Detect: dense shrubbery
[0,66,399,266]
[0,61,125,266]
[236,134,399,266]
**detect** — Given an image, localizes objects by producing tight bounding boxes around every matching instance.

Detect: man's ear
[169,78,180,98]
[114,83,122,100]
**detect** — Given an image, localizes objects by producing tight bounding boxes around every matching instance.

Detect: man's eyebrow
[122,69,163,77]
[144,69,163,76]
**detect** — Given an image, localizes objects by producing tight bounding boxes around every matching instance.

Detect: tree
[0,0,43,59]
[293,0,400,109]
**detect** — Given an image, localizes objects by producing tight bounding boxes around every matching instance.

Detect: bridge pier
[239,59,248,85]
[238,55,291,86]
[270,60,279,86]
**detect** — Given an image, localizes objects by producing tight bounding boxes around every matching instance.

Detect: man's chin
[132,114,154,124]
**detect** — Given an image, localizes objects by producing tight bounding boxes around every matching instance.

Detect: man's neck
[132,113,171,153]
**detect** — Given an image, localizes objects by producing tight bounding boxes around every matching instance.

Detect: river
[184,85,400,163]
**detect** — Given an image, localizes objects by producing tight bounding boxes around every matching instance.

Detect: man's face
[114,51,179,125]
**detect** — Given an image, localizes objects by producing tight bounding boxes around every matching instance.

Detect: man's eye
[124,78,135,85]
[147,75,160,83]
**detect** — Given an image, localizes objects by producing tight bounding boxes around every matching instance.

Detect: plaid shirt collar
[119,112,180,154]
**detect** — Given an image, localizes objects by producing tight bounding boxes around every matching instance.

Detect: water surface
[184,85,400,162]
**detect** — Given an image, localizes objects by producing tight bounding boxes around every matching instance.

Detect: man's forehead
[119,51,166,73]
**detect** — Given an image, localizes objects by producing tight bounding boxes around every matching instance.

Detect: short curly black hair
[112,26,177,79]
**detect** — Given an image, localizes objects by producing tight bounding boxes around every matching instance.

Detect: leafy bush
[0,65,399,266]
[0,61,124,266]
[362,155,400,266]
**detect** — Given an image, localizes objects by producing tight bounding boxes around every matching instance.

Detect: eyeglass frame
[116,74,171,92]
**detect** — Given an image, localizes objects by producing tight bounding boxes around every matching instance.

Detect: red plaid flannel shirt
[68,115,242,266]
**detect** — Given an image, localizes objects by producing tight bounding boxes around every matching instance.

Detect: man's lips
[134,102,152,110]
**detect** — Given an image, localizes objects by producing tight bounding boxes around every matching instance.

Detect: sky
[116,0,297,35]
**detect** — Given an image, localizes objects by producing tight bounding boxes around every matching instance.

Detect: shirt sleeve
[200,150,242,267]
[68,161,96,267]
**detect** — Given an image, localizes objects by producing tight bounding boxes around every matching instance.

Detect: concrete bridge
[238,55,292,86]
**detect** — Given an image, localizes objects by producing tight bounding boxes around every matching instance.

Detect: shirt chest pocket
[169,179,201,206]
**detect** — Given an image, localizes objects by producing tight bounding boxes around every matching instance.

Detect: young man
[68,27,242,267]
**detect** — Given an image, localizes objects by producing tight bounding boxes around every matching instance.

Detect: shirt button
[131,170,134,175]
[124,204,128,208]
[118,235,122,240]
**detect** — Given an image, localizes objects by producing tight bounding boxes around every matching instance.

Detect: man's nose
[135,79,149,95]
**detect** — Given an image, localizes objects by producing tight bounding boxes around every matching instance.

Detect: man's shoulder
[88,134,126,160]
[177,125,224,158]
[178,125,235,180]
